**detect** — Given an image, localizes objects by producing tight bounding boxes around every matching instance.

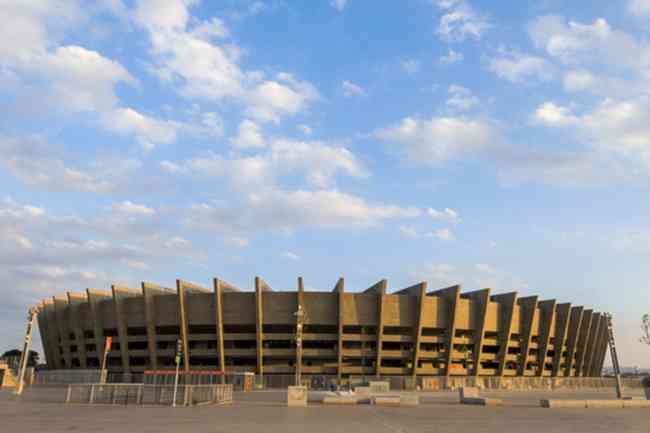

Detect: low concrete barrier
[541,399,650,409]
[421,376,643,391]
[399,394,420,407]
[369,381,390,393]
[461,397,503,406]
[372,396,401,407]
[287,386,308,407]
[322,395,359,405]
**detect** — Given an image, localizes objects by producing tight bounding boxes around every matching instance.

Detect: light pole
[15,307,38,395]
[294,304,305,386]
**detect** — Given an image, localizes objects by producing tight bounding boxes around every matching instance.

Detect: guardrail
[65,383,233,406]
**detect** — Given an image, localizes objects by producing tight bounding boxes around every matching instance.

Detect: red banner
[105,336,113,352]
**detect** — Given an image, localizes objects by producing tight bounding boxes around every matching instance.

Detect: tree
[1,349,40,367]
[642,314,650,346]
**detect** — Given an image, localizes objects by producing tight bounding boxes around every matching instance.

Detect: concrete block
[355,386,371,396]
[461,397,502,406]
[400,394,420,407]
[372,396,401,407]
[585,400,624,409]
[623,399,650,408]
[287,386,308,407]
[540,399,587,409]
[459,387,480,400]
[369,381,390,393]
[322,396,359,405]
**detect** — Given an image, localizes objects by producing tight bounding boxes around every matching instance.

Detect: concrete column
[582,313,602,376]
[334,278,344,383]
[516,296,538,376]
[86,289,111,371]
[574,309,593,377]
[461,289,491,376]
[142,282,173,370]
[67,292,89,368]
[112,285,141,375]
[296,277,305,382]
[40,300,59,369]
[430,285,461,377]
[213,278,240,375]
[373,280,387,378]
[491,292,518,377]
[550,303,572,377]
[410,282,428,379]
[535,299,556,377]
[593,320,609,377]
[563,306,584,377]
[53,295,72,368]
[255,277,265,377]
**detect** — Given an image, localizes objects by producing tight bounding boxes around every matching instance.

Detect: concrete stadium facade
[36,278,610,381]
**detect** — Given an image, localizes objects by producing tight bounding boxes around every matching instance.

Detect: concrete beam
[255,277,266,376]
[334,278,344,382]
[86,289,111,371]
[52,295,71,368]
[364,279,387,295]
[574,309,593,377]
[583,313,602,377]
[112,285,141,374]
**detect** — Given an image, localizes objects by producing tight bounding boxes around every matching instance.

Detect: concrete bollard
[287,386,308,407]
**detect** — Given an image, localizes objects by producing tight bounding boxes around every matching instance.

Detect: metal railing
[65,383,233,406]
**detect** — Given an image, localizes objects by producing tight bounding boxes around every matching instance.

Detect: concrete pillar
[334,278,344,383]
[583,313,602,377]
[410,282,428,379]
[373,280,387,378]
[431,285,461,377]
[574,309,593,377]
[563,306,583,377]
[86,289,111,372]
[254,277,265,377]
[112,285,141,376]
[53,295,72,368]
[462,288,491,376]
[142,282,174,370]
[516,296,539,376]
[550,303,572,377]
[213,278,240,375]
[67,292,89,368]
[40,300,60,369]
[491,292,518,377]
[536,299,556,377]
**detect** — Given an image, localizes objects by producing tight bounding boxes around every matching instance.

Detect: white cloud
[440,48,464,64]
[488,49,553,83]
[399,226,419,238]
[102,108,179,151]
[629,0,650,16]
[230,119,265,148]
[528,16,646,72]
[164,138,368,188]
[224,236,249,248]
[426,228,455,241]
[436,0,490,43]
[446,85,479,111]
[246,73,319,123]
[342,80,366,97]
[283,251,300,261]
[375,116,496,164]
[427,208,461,223]
[533,102,578,126]
[111,201,156,216]
[563,70,596,92]
[330,0,348,11]
[401,59,420,75]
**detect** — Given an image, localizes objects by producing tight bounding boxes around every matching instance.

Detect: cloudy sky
[1,0,649,367]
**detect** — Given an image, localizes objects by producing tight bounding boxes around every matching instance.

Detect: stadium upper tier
[35,277,609,379]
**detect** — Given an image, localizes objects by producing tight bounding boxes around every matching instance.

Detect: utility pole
[15,307,38,395]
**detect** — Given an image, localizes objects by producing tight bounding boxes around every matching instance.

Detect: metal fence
[65,383,233,406]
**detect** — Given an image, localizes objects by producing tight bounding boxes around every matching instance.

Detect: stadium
[35,277,610,386]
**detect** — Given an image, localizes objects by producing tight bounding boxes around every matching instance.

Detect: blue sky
[1,0,649,367]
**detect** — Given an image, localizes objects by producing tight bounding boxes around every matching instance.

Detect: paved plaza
[1,388,648,433]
